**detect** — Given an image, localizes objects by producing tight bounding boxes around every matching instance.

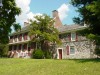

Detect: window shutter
[26,33,27,40]
[68,33,71,41]
[24,33,28,40]
[19,34,22,41]
[66,45,69,55]
[24,34,25,40]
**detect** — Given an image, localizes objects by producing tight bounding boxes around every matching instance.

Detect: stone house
[55,25,96,59]
[8,10,96,59]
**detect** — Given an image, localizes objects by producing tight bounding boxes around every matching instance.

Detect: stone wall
[56,40,96,59]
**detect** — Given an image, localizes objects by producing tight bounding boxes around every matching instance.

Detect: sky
[15,0,79,27]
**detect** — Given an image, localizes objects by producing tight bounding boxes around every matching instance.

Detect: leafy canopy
[0,0,21,44]
[29,14,60,49]
[71,0,100,35]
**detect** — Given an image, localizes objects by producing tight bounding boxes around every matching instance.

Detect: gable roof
[10,24,87,36]
[57,24,87,34]
[10,25,30,36]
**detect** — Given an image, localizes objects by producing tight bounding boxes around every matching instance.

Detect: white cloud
[15,0,42,26]
[58,4,69,21]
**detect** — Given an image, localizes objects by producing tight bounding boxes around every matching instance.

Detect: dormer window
[0,0,3,7]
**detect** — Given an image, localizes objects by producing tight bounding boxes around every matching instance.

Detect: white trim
[57,48,63,59]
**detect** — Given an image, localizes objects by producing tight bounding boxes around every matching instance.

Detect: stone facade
[51,10,96,59]
[55,31,96,59]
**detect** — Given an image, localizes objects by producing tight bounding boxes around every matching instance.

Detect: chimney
[24,22,29,27]
[52,10,62,28]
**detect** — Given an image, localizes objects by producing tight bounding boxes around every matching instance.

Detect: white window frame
[69,46,75,55]
[71,32,76,41]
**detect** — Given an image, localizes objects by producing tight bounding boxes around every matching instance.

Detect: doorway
[58,49,62,59]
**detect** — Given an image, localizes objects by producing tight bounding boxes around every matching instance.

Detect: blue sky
[16,0,79,26]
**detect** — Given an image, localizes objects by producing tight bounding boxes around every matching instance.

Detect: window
[18,34,22,41]
[14,35,17,42]
[70,46,75,54]
[71,33,76,41]
[18,44,22,50]
[24,33,28,40]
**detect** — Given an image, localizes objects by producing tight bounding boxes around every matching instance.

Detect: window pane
[70,46,75,54]
[71,33,76,41]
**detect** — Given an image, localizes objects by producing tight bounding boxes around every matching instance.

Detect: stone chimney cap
[52,10,58,12]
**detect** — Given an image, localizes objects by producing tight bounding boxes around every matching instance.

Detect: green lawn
[0,58,100,75]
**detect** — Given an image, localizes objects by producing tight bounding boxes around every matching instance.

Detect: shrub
[95,47,100,57]
[32,49,44,59]
[44,51,52,59]
[0,44,8,57]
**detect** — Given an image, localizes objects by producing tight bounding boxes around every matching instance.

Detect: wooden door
[59,49,62,59]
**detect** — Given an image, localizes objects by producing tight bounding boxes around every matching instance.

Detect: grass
[0,58,100,75]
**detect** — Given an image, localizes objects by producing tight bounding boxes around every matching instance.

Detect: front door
[58,49,62,59]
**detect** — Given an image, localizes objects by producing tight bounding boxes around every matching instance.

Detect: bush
[44,51,52,59]
[32,49,44,59]
[95,47,100,57]
[0,44,8,57]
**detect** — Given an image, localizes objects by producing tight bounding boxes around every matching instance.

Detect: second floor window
[24,33,28,40]
[18,34,22,41]
[14,35,17,42]
[71,33,76,41]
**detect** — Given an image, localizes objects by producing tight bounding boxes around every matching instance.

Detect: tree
[29,14,60,58]
[0,0,21,44]
[0,0,21,57]
[71,0,100,56]
[71,0,100,35]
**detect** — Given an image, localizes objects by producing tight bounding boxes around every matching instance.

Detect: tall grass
[0,58,100,75]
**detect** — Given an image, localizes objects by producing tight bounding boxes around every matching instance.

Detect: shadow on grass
[68,58,100,63]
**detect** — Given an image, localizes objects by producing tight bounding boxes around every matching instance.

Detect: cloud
[57,4,69,21]
[15,0,42,26]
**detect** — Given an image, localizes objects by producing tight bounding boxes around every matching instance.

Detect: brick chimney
[24,22,29,27]
[52,10,62,28]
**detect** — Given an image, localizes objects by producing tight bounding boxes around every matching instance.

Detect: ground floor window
[70,46,75,54]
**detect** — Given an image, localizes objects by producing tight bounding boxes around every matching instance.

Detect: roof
[10,24,87,36]
[10,25,30,36]
[57,24,87,33]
